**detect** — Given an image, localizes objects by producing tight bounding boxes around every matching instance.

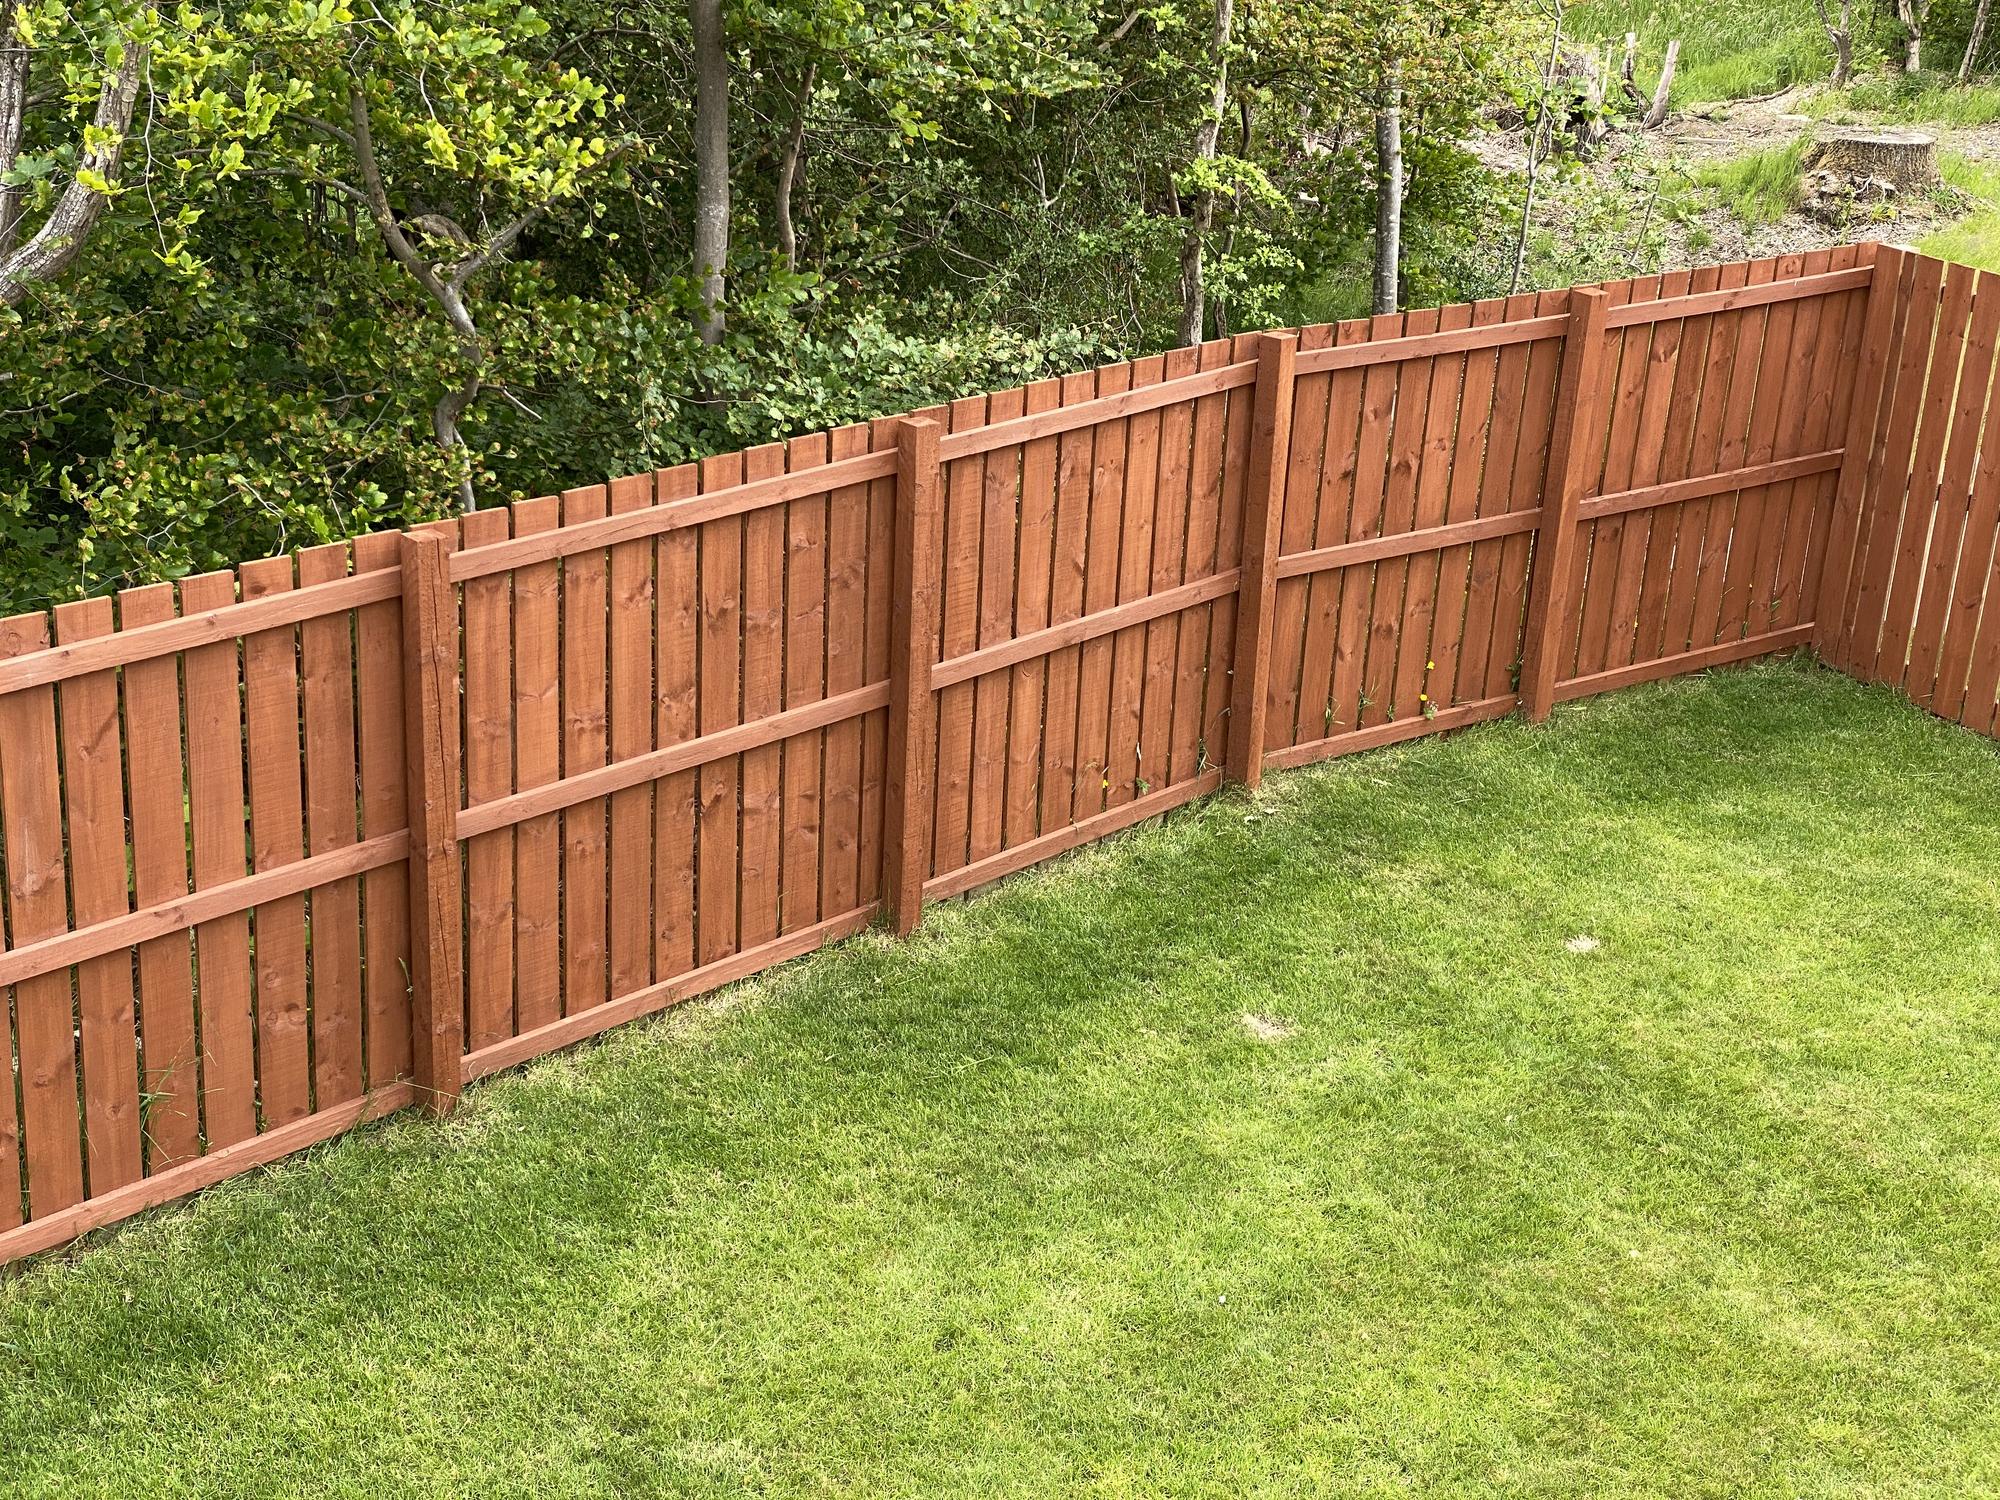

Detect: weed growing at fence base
[3,660,1998,1496]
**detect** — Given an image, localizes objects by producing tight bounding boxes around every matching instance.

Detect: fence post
[1519,285,1610,723]
[399,528,465,1114]
[882,417,943,936]
[1225,330,1299,789]
[1814,243,1904,671]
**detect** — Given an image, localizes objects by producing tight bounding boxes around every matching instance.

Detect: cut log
[1804,128,1938,193]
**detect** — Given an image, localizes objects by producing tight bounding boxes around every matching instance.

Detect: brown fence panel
[0,556,419,1259]
[1834,250,2000,739]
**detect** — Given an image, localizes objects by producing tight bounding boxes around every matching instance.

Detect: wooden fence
[1,240,1990,1263]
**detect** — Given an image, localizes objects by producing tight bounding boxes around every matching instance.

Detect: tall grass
[1807,73,2000,126]
[1564,0,1865,103]
[1695,136,1811,224]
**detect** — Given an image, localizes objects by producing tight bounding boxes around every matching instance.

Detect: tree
[0,3,146,308]
[1177,0,1234,346]
[1963,0,1992,83]
[1372,62,1402,314]
[691,0,729,342]
[1897,0,1929,71]
[1815,0,1856,86]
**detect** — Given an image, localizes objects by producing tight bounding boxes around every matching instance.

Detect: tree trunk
[1512,2,1564,296]
[691,0,730,344]
[1177,0,1233,348]
[0,35,146,308]
[1813,0,1855,85]
[774,64,814,274]
[1372,65,1401,317]
[1963,0,1992,82]
[0,0,27,257]
[1805,127,1939,190]
[1898,0,1925,71]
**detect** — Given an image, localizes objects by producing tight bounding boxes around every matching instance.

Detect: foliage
[1695,135,1811,225]
[0,0,1547,611]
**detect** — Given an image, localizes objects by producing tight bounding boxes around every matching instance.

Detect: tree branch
[0,33,147,308]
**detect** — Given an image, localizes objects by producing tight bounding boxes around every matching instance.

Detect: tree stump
[1804,128,1939,193]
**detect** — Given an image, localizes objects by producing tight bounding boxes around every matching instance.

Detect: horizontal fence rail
[3,239,1995,1264]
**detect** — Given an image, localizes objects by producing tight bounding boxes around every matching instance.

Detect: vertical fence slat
[1362,306,1435,730]
[782,434,830,934]
[884,417,943,934]
[857,422,902,907]
[560,483,610,1015]
[697,453,744,967]
[1269,323,1336,751]
[1659,263,1744,658]
[969,390,1023,856]
[1039,376,1094,833]
[460,506,516,1053]
[1004,382,1060,846]
[1073,365,1129,822]
[297,543,364,1110]
[0,612,84,1218]
[1877,262,1978,678]
[1170,341,1230,779]
[117,582,201,1166]
[512,496,563,1032]
[1388,303,1467,723]
[1457,293,1538,702]
[240,557,312,1124]
[52,597,143,1196]
[934,396,987,875]
[654,464,701,980]
[1328,316,1403,734]
[1225,331,1298,785]
[1289,321,1360,745]
[1430,298,1507,708]
[1106,358,1163,804]
[1521,287,1610,721]
[1142,348,1197,796]
[399,529,464,1112]
[351,531,411,1087]
[1625,267,1706,667]
[739,445,787,948]
[179,572,259,1148]
[821,432,871,916]
[607,473,656,1001]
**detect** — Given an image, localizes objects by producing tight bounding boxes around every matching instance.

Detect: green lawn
[5,659,2000,1497]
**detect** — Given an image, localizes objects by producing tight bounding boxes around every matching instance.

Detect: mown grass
[1565,0,1866,103]
[3,660,1999,1497]
[1695,136,1812,224]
